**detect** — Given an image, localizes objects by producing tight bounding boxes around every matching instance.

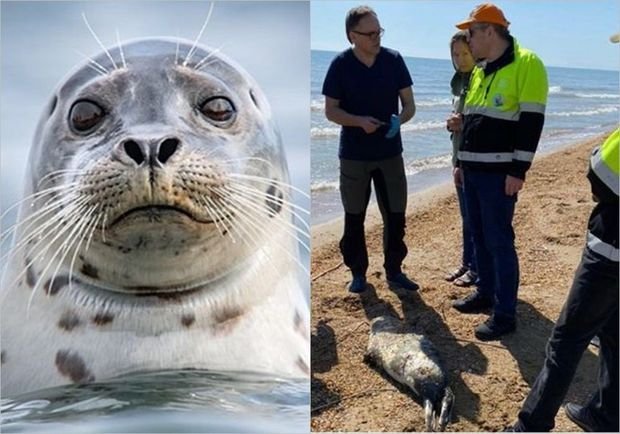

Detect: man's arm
[398,86,415,124]
[324,96,381,134]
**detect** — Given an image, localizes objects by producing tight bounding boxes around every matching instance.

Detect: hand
[357,116,382,134]
[453,167,463,187]
[446,113,463,132]
[505,175,524,196]
[385,114,401,139]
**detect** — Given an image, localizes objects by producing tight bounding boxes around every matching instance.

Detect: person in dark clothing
[451,3,548,341]
[321,5,417,293]
[508,127,619,432]
[444,30,478,288]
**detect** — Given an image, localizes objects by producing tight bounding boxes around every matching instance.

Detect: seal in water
[0,37,309,396]
[365,315,454,432]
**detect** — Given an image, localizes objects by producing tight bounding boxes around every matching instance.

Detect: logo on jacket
[493,94,504,107]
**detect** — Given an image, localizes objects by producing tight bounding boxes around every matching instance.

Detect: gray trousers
[339,155,408,276]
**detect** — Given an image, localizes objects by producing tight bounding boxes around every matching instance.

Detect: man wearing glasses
[322,5,417,294]
[451,3,548,340]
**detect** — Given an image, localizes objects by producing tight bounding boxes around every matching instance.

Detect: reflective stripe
[520,102,546,114]
[591,148,619,195]
[464,106,520,121]
[459,150,535,163]
[587,231,619,262]
[514,150,535,162]
[459,151,513,162]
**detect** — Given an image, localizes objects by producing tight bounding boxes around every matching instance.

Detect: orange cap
[456,3,510,29]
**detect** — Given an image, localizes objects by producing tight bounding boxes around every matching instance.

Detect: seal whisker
[45,207,101,300]
[68,208,101,294]
[219,186,310,254]
[115,29,127,69]
[183,1,215,67]
[0,194,89,262]
[224,182,311,234]
[26,205,99,313]
[74,49,109,76]
[0,182,80,223]
[38,169,88,189]
[205,194,238,243]
[194,44,228,71]
[197,195,227,238]
[212,190,308,274]
[81,13,118,70]
[228,173,310,201]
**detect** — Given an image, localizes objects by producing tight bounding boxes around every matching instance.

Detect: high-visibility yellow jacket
[458,37,548,180]
[586,128,619,262]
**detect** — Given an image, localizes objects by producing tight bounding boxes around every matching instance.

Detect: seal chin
[110,205,213,227]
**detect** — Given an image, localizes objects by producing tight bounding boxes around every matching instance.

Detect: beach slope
[311,134,609,432]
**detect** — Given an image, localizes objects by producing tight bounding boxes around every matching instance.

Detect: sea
[311,49,620,225]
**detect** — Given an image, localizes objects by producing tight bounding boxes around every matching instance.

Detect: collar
[483,36,516,76]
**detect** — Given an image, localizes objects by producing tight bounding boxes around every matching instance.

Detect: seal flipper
[437,386,455,432]
[424,398,434,431]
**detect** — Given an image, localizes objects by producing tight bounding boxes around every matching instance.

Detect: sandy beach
[310,133,611,432]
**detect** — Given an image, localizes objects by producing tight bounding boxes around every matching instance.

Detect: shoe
[387,272,419,291]
[474,315,516,341]
[444,265,468,282]
[564,403,604,432]
[453,270,478,287]
[452,291,493,314]
[348,275,367,293]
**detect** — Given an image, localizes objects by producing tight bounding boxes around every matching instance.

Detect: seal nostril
[158,138,179,164]
[123,140,145,165]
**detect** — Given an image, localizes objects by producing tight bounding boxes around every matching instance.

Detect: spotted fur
[55,350,95,384]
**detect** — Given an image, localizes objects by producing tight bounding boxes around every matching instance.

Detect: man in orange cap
[451,3,548,341]
[506,32,619,434]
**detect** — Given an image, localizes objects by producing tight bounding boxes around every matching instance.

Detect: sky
[311,0,620,71]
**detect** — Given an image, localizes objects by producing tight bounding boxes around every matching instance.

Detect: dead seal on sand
[365,315,454,431]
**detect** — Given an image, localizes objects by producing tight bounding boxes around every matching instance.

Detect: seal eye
[69,100,105,133]
[199,97,235,124]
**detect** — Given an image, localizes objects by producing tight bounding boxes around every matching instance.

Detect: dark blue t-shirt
[322,47,413,161]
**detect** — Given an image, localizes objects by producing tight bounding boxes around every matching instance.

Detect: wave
[405,154,452,176]
[311,120,445,138]
[549,85,562,94]
[549,106,618,117]
[311,154,452,192]
[311,180,339,193]
[549,85,619,100]
[310,99,323,112]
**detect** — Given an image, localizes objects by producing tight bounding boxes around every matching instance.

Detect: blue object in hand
[385,114,400,139]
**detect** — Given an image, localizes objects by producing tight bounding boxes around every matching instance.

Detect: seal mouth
[110,205,212,226]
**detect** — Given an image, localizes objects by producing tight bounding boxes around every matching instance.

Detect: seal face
[0,38,309,396]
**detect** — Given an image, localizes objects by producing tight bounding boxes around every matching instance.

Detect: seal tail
[437,386,455,432]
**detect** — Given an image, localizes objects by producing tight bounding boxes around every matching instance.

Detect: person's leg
[456,183,476,274]
[339,159,372,277]
[372,156,407,277]
[474,172,518,320]
[515,249,619,431]
[461,170,493,300]
[585,302,619,430]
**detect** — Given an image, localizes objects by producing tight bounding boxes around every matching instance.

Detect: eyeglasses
[352,27,385,39]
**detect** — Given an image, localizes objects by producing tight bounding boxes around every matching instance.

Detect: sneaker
[564,403,605,432]
[386,272,419,291]
[349,275,367,293]
[452,291,493,314]
[474,315,516,341]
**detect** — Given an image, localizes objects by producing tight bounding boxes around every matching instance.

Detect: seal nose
[120,137,180,166]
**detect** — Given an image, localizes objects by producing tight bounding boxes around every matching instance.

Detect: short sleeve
[395,53,413,90]
[322,56,343,100]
